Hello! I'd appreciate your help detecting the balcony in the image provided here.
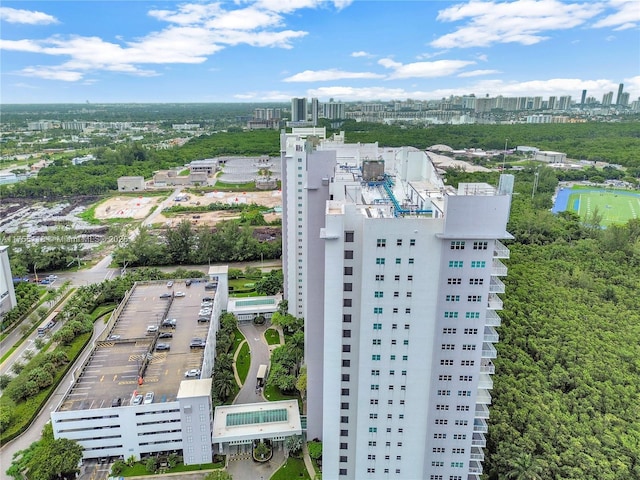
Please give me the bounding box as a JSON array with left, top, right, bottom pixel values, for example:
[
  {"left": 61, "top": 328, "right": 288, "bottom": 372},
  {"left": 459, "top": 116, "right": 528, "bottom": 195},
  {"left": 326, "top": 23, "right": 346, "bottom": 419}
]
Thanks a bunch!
[
  {"left": 487, "top": 294, "right": 503, "bottom": 310},
  {"left": 474, "top": 403, "right": 490, "bottom": 419},
  {"left": 479, "top": 359, "right": 495, "bottom": 375},
  {"left": 478, "top": 374, "right": 494, "bottom": 390},
  {"left": 470, "top": 447, "right": 485, "bottom": 461},
  {"left": 474, "top": 418, "right": 488, "bottom": 433},
  {"left": 471, "top": 432, "right": 486, "bottom": 447},
  {"left": 469, "top": 460, "right": 484, "bottom": 474},
  {"left": 485, "top": 310, "right": 502, "bottom": 327},
  {"left": 484, "top": 326, "right": 499, "bottom": 343},
  {"left": 489, "top": 277, "right": 505, "bottom": 294},
  {"left": 476, "top": 389, "right": 492, "bottom": 404},
  {"left": 493, "top": 240, "right": 510, "bottom": 259},
  {"left": 491, "top": 259, "right": 508, "bottom": 276},
  {"left": 468, "top": 474, "right": 481, "bottom": 480},
  {"left": 482, "top": 343, "right": 497, "bottom": 359}
]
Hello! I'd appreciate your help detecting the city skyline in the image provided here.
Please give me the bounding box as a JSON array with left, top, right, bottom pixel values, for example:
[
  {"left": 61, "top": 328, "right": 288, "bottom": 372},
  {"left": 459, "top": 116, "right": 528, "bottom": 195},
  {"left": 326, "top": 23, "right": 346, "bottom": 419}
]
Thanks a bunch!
[{"left": 1, "top": 0, "right": 639, "bottom": 104}]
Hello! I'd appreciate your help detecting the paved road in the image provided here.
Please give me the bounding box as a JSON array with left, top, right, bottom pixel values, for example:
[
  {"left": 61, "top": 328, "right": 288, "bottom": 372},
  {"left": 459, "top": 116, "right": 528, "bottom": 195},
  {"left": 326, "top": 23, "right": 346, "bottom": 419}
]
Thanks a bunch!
[
  {"left": 0, "top": 318, "right": 110, "bottom": 480},
  {"left": 235, "top": 322, "right": 271, "bottom": 405}
]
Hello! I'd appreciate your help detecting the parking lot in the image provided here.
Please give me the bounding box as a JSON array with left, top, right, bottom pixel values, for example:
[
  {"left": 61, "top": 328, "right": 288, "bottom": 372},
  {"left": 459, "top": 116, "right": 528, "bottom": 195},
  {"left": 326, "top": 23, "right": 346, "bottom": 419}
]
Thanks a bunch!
[{"left": 58, "top": 281, "right": 215, "bottom": 411}]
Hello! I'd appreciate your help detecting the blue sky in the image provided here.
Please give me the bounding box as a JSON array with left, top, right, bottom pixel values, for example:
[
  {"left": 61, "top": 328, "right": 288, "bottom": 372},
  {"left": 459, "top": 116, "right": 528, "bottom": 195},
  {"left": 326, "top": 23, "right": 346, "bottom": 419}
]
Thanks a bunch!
[{"left": 1, "top": 0, "right": 639, "bottom": 104}]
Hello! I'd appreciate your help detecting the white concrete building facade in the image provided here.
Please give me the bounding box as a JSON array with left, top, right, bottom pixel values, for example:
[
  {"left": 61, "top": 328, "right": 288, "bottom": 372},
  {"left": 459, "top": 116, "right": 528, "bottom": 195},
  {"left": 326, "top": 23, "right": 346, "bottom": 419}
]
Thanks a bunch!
[{"left": 281, "top": 131, "right": 513, "bottom": 480}]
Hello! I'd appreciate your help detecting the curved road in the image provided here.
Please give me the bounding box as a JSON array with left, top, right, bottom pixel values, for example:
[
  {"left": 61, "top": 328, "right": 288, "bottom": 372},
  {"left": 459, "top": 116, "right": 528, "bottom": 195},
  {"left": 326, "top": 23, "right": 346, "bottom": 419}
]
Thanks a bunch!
[{"left": 234, "top": 322, "right": 272, "bottom": 405}]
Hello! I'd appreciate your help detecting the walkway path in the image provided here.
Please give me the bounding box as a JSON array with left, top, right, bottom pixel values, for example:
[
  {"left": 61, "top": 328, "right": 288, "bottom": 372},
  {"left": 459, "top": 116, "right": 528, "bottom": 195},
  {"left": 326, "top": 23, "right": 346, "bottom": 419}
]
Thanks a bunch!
[{"left": 234, "top": 322, "right": 270, "bottom": 405}]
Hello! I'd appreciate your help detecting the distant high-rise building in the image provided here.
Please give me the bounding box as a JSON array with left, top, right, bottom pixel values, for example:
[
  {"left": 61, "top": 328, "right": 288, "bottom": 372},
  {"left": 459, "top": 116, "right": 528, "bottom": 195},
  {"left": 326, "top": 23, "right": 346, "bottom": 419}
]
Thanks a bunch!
[
  {"left": 547, "top": 96, "right": 557, "bottom": 110},
  {"left": 619, "top": 92, "right": 630, "bottom": 107},
  {"left": 323, "top": 98, "right": 345, "bottom": 120},
  {"left": 281, "top": 130, "right": 513, "bottom": 480},
  {"left": 558, "top": 96, "right": 572, "bottom": 110},
  {"left": 311, "top": 98, "right": 320, "bottom": 126},
  {"left": 291, "top": 97, "right": 307, "bottom": 122},
  {"left": 581, "top": 90, "right": 587, "bottom": 107},
  {"left": 602, "top": 92, "right": 614, "bottom": 106},
  {"left": 616, "top": 83, "right": 624, "bottom": 105}
]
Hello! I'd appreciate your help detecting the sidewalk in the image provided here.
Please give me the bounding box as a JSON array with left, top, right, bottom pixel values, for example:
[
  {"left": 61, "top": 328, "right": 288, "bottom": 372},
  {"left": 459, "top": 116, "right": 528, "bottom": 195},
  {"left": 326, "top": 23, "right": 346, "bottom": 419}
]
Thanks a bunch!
[{"left": 302, "top": 441, "right": 317, "bottom": 480}]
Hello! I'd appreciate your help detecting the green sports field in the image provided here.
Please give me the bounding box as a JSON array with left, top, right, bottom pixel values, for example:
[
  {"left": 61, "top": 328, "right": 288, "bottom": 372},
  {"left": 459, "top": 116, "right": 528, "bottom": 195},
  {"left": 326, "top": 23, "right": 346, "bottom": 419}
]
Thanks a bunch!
[{"left": 566, "top": 189, "right": 640, "bottom": 227}]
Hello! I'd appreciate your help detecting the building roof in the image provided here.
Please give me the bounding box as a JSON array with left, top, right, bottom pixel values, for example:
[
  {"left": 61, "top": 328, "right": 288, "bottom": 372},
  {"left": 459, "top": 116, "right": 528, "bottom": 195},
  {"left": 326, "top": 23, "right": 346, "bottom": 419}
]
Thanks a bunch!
[
  {"left": 212, "top": 400, "right": 301, "bottom": 442},
  {"left": 177, "top": 378, "right": 212, "bottom": 399}
]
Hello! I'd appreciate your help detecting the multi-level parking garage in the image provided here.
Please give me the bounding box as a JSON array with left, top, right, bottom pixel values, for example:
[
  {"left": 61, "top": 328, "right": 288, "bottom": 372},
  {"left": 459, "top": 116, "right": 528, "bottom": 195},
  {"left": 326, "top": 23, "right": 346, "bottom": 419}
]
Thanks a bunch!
[{"left": 51, "top": 270, "right": 229, "bottom": 465}]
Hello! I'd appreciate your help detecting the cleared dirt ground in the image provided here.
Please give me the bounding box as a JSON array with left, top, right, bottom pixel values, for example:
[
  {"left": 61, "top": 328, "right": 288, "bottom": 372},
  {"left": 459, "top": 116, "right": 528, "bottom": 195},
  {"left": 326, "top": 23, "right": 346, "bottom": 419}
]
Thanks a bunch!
[{"left": 94, "top": 195, "right": 163, "bottom": 220}]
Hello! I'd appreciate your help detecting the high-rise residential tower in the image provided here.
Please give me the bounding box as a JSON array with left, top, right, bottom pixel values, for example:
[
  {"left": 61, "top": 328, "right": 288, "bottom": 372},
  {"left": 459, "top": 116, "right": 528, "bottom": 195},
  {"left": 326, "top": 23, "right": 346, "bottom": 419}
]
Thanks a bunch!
[
  {"left": 616, "top": 83, "right": 624, "bottom": 105},
  {"left": 281, "top": 127, "right": 513, "bottom": 480},
  {"left": 291, "top": 97, "right": 308, "bottom": 123}
]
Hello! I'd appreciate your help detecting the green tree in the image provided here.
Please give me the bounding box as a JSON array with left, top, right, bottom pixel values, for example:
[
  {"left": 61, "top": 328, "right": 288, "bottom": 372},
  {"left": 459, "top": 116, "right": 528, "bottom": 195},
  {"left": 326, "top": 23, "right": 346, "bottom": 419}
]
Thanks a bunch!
[{"left": 203, "top": 470, "right": 233, "bottom": 480}]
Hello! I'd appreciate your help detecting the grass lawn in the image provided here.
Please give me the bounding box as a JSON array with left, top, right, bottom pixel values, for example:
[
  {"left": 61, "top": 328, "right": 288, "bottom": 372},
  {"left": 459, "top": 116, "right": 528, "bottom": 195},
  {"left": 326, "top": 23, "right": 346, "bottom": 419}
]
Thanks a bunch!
[
  {"left": 264, "top": 383, "right": 299, "bottom": 403},
  {"left": 117, "top": 460, "right": 224, "bottom": 477},
  {"left": 271, "top": 457, "right": 310, "bottom": 480},
  {"left": 232, "top": 327, "right": 245, "bottom": 352},
  {"left": 265, "top": 328, "right": 280, "bottom": 345},
  {"left": 235, "top": 341, "right": 251, "bottom": 385},
  {"left": 567, "top": 188, "right": 640, "bottom": 227}
]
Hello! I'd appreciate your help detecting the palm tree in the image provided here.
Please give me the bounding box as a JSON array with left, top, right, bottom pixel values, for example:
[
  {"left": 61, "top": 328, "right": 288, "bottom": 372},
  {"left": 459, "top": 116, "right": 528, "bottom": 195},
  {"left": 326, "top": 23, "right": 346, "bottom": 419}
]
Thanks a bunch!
[{"left": 505, "top": 452, "right": 547, "bottom": 480}]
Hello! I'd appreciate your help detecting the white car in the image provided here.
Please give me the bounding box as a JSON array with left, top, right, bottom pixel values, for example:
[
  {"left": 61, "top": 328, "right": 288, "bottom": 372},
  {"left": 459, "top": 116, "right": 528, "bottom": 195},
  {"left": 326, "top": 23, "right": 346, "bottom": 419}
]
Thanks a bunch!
[
  {"left": 143, "top": 392, "right": 154, "bottom": 404},
  {"left": 167, "top": 281, "right": 174, "bottom": 288},
  {"left": 146, "top": 325, "right": 159, "bottom": 333},
  {"left": 174, "top": 291, "right": 185, "bottom": 297},
  {"left": 132, "top": 394, "right": 144, "bottom": 405},
  {"left": 184, "top": 369, "right": 201, "bottom": 378}
]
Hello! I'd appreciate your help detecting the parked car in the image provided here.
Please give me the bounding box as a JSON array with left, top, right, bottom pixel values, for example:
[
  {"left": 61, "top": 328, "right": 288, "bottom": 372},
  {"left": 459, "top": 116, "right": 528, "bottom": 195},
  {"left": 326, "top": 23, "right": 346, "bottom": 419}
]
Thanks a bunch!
[
  {"left": 190, "top": 338, "right": 206, "bottom": 349},
  {"left": 200, "top": 301, "right": 213, "bottom": 307},
  {"left": 167, "top": 281, "right": 174, "bottom": 288},
  {"left": 204, "top": 283, "right": 217, "bottom": 290},
  {"left": 159, "top": 332, "right": 173, "bottom": 339},
  {"left": 159, "top": 293, "right": 172, "bottom": 299},
  {"left": 146, "top": 325, "right": 159, "bottom": 333},
  {"left": 108, "top": 334, "right": 121, "bottom": 341},
  {"left": 197, "top": 317, "right": 210, "bottom": 323},
  {"left": 161, "top": 318, "right": 177, "bottom": 328},
  {"left": 174, "top": 291, "right": 186, "bottom": 297},
  {"left": 202, "top": 296, "right": 214, "bottom": 302},
  {"left": 111, "top": 397, "right": 122, "bottom": 407},
  {"left": 144, "top": 392, "right": 155, "bottom": 404},
  {"left": 184, "top": 369, "right": 201, "bottom": 378},
  {"left": 132, "top": 394, "right": 144, "bottom": 405},
  {"left": 155, "top": 343, "right": 171, "bottom": 351},
  {"left": 185, "top": 279, "right": 192, "bottom": 286}
]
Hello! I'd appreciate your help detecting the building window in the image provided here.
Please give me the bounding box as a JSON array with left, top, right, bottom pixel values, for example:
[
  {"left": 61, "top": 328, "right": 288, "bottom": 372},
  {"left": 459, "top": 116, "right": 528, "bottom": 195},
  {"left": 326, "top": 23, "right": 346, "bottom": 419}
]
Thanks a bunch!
[
  {"left": 462, "top": 344, "right": 477, "bottom": 350},
  {"left": 448, "top": 278, "right": 462, "bottom": 285},
  {"left": 459, "top": 375, "right": 473, "bottom": 381},
  {"left": 341, "top": 402, "right": 349, "bottom": 409},
  {"left": 404, "top": 324, "right": 410, "bottom": 329},
  {"left": 343, "top": 299, "right": 352, "bottom": 307},
  {"left": 370, "top": 399, "right": 378, "bottom": 405},
  {"left": 461, "top": 360, "right": 475, "bottom": 366},
  {"left": 406, "top": 292, "right": 412, "bottom": 298},
  {"left": 471, "top": 261, "right": 486, "bottom": 268},
  {"left": 373, "top": 323, "right": 382, "bottom": 330},
  {"left": 469, "top": 278, "right": 484, "bottom": 285},
  {"left": 457, "top": 390, "right": 472, "bottom": 397},
  {"left": 437, "top": 390, "right": 451, "bottom": 396},
  {"left": 393, "top": 308, "right": 398, "bottom": 313},
  {"left": 446, "top": 295, "right": 460, "bottom": 302},
  {"left": 345, "top": 231, "right": 354, "bottom": 242},
  {"left": 372, "top": 354, "right": 381, "bottom": 360},
  {"left": 339, "top": 468, "right": 347, "bottom": 475},
  {"left": 395, "top": 258, "right": 402, "bottom": 264},
  {"left": 436, "top": 404, "right": 449, "bottom": 410},
  {"left": 376, "top": 257, "right": 385, "bottom": 265},
  {"left": 467, "top": 295, "right": 482, "bottom": 302},
  {"left": 451, "top": 462, "right": 464, "bottom": 468},
  {"left": 443, "top": 328, "right": 457, "bottom": 334},
  {"left": 455, "top": 420, "right": 469, "bottom": 426},
  {"left": 341, "top": 388, "right": 349, "bottom": 395},
  {"left": 344, "top": 267, "right": 353, "bottom": 275},
  {"left": 372, "top": 339, "right": 381, "bottom": 345},
  {"left": 374, "top": 291, "right": 384, "bottom": 298},
  {"left": 374, "top": 307, "right": 383, "bottom": 314},
  {"left": 456, "top": 405, "right": 470, "bottom": 411},
  {"left": 370, "top": 413, "right": 378, "bottom": 419},
  {"left": 435, "top": 419, "right": 448, "bottom": 425},
  {"left": 390, "top": 355, "right": 396, "bottom": 360},
  {"left": 439, "top": 375, "right": 452, "bottom": 381},
  {"left": 369, "top": 427, "right": 377, "bottom": 433},
  {"left": 395, "top": 274, "right": 401, "bottom": 281},
  {"left": 342, "top": 345, "right": 351, "bottom": 352},
  {"left": 444, "top": 311, "right": 459, "bottom": 318},
  {"left": 368, "top": 441, "right": 377, "bottom": 446},
  {"left": 375, "top": 274, "right": 385, "bottom": 281},
  {"left": 343, "top": 314, "right": 352, "bottom": 323},
  {"left": 397, "top": 239, "right": 403, "bottom": 246},
  {"left": 473, "top": 241, "right": 488, "bottom": 250},
  {"left": 434, "top": 433, "right": 447, "bottom": 439},
  {"left": 394, "top": 291, "right": 400, "bottom": 297},
  {"left": 342, "top": 359, "right": 351, "bottom": 367},
  {"left": 344, "top": 250, "right": 354, "bottom": 259},
  {"left": 408, "top": 258, "right": 415, "bottom": 264},
  {"left": 433, "top": 447, "right": 446, "bottom": 453},
  {"left": 343, "top": 329, "right": 351, "bottom": 338},
  {"left": 450, "top": 241, "right": 466, "bottom": 250},
  {"left": 377, "top": 239, "right": 386, "bottom": 247},
  {"left": 441, "top": 359, "right": 454, "bottom": 365},
  {"left": 407, "top": 275, "right": 413, "bottom": 281},
  {"left": 464, "top": 328, "right": 478, "bottom": 335},
  {"left": 465, "top": 312, "right": 480, "bottom": 319},
  {"left": 405, "top": 308, "right": 411, "bottom": 314},
  {"left": 403, "top": 339, "right": 409, "bottom": 345},
  {"left": 371, "top": 369, "right": 380, "bottom": 376},
  {"left": 441, "top": 344, "right": 455, "bottom": 350},
  {"left": 344, "top": 283, "right": 353, "bottom": 292},
  {"left": 449, "top": 260, "right": 464, "bottom": 268},
  {"left": 410, "top": 239, "right": 416, "bottom": 246}
]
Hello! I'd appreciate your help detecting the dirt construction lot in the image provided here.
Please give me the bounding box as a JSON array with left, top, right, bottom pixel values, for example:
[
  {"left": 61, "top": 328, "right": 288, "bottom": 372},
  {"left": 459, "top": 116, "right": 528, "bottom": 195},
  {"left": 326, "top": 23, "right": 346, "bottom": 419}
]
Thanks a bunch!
[{"left": 94, "top": 190, "right": 282, "bottom": 227}]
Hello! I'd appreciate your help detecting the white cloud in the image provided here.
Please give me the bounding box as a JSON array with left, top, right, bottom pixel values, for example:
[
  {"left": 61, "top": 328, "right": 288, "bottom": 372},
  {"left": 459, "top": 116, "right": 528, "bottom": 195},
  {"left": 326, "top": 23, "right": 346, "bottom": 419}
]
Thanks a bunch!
[
  {"left": 351, "top": 51, "right": 374, "bottom": 58},
  {"left": 379, "top": 58, "right": 475, "bottom": 79},
  {"left": 592, "top": 0, "right": 640, "bottom": 29},
  {"left": 458, "top": 69, "right": 501, "bottom": 77},
  {"left": 0, "top": 7, "right": 58, "bottom": 25},
  {"left": 307, "top": 86, "right": 421, "bottom": 101},
  {"left": 4, "top": 1, "right": 343, "bottom": 82},
  {"left": 19, "top": 66, "right": 84, "bottom": 82},
  {"left": 432, "top": 0, "right": 604, "bottom": 48},
  {"left": 283, "top": 69, "right": 385, "bottom": 82}
]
